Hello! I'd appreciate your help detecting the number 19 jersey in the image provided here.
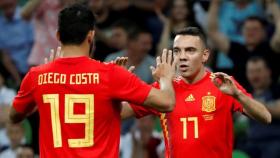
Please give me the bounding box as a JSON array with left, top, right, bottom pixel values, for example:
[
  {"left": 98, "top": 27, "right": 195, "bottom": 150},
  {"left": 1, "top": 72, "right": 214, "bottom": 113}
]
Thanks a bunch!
[{"left": 13, "top": 56, "right": 152, "bottom": 158}]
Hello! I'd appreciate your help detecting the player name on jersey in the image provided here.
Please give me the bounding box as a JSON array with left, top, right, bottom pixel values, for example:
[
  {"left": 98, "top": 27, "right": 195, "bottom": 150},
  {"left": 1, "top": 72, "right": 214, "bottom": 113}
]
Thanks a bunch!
[{"left": 38, "top": 72, "right": 99, "bottom": 85}]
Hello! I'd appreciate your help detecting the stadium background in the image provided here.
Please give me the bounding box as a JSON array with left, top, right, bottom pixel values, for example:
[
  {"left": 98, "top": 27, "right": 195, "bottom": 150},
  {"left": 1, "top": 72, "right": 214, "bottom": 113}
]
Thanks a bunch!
[{"left": 0, "top": 0, "right": 280, "bottom": 158}]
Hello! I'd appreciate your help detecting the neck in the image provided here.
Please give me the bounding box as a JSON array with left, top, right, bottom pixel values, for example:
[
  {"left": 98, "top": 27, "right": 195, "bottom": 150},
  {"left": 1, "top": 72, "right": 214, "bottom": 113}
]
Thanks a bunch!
[
  {"left": 61, "top": 43, "right": 89, "bottom": 58},
  {"left": 182, "top": 67, "right": 207, "bottom": 84}
]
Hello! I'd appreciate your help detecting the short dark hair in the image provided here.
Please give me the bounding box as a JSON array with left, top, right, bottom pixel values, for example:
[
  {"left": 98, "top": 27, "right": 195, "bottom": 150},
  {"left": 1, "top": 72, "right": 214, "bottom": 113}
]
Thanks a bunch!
[
  {"left": 111, "top": 19, "right": 134, "bottom": 32},
  {"left": 58, "top": 4, "right": 95, "bottom": 45},
  {"left": 127, "top": 27, "right": 151, "bottom": 41},
  {"left": 247, "top": 56, "right": 270, "bottom": 69},
  {"left": 243, "top": 16, "right": 267, "bottom": 28},
  {"left": 175, "top": 27, "right": 207, "bottom": 47}
]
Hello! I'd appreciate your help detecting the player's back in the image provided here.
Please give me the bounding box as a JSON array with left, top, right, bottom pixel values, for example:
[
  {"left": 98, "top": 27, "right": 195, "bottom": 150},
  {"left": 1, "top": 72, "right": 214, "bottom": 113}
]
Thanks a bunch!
[{"left": 30, "top": 56, "right": 126, "bottom": 158}]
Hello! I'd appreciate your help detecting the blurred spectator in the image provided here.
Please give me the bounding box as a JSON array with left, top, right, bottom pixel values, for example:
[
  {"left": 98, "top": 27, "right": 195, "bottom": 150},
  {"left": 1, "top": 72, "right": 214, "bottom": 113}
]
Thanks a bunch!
[
  {"left": 244, "top": 56, "right": 280, "bottom": 158},
  {"left": 107, "top": 0, "right": 159, "bottom": 26},
  {"left": 0, "top": 0, "right": 33, "bottom": 77},
  {"left": 208, "top": 0, "right": 265, "bottom": 69},
  {"left": 0, "top": 73, "right": 16, "bottom": 106},
  {"left": 0, "top": 50, "right": 22, "bottom": 86},
  {"left": 105, "top": 27, "right": 155, "bottom": 84},
  {"left": 89, "top": 0, "right": 157, "bottom": 60},
  {"left": 16, "top": 145, "right": 34, "bottom": 158},
  {"left": 219, "top": 0, "right": 264, "bottom": 43},
  {"left": 105, "top": 27, "right": 155, "bottom": 135},
  {"left": 0, "top": 73, "right": 16, "bottom": 149},
  {"left": 120, "top": 115, "right": 164, "bottom": 158},
  {"left": 156, "top": 0, "right": 199, "bottom": 56},
  {"left": 21, "top": 0, "right": 82, "bottom": 66},
  {"left": 0, "top": 123, "right": 25, "bottom": 158},
  {"left": 108, "top": 20, "right": 131, "bottom": 51},
  {"left": 207, "top": 0, "right": 280, "bottom": 88},
  {"left": 88, "top": 0, "right": 119, "bottom": 61},
  {"left": 0, "top": 104, "right": 10, "bottom": 150}
]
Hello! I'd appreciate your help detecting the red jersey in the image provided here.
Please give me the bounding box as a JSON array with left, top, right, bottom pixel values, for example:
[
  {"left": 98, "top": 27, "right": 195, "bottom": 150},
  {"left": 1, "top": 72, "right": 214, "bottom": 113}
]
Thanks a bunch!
[
  {"left": 13, "top": 56, "right": 152, "bottom": 158},
  {"left": 131, "top": 71, "right": 251, "bottom": 158}
]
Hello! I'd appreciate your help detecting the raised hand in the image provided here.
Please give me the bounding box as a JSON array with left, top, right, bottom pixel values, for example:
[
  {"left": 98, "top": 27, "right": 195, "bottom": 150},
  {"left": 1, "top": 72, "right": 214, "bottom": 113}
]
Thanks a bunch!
[
  {"left": 150, "top": 49, "right": 179, "bottom": 81},
  {"left": 211, "top": 72, "right": 240, "bottom": 96},
  {"left": 44, "top": 46, "right": 63, "bottom": 64},
  {"left": 155, "top": 7, "right": 169, "bottom": 24},
  {"left": 114, "top": 57, "right": 135, "bottom": 72}
]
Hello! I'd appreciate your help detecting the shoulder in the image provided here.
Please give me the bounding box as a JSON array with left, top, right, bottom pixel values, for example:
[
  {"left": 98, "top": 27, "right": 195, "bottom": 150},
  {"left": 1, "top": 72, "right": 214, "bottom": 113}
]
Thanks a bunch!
[{"left": 29, "top": 63, "right": 51, "bottom": 74}]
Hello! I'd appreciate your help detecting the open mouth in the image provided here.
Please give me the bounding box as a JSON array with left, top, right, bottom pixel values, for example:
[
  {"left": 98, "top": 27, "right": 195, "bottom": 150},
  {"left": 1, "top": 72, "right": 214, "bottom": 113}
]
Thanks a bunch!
[{"left": 179, "top": 65, "right": 189, "bottom": 71}]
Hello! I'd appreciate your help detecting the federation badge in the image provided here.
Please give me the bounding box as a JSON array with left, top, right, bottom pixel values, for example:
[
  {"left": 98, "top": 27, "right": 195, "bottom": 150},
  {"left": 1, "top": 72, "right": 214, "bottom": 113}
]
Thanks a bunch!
[{"left": 202, "top": 93, "right": 216, "bottom": 113}]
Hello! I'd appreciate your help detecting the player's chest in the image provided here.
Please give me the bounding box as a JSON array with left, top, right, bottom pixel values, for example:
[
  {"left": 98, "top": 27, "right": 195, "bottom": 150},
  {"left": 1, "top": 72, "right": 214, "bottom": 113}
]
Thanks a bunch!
[{"left": 172, "top": 87, "right": 225, "bottom": 117}]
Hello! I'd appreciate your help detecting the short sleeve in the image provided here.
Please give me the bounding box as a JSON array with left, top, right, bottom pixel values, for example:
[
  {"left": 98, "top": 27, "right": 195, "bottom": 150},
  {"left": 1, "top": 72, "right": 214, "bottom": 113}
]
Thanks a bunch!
[
  {"left": 231, "top": 78, "right": 252, "bottom": 112},
  {"left": 13, "top": 69, "right": 36, "bottom": 113},
  {"left": 130, "top": 103, "right": 160, "bottom": 118},
  {"left": 130, "top": 82, "right": 160, "bottom": 118},
  {"left": 109, "top": 64, "right": 152, "bottom": 105}
]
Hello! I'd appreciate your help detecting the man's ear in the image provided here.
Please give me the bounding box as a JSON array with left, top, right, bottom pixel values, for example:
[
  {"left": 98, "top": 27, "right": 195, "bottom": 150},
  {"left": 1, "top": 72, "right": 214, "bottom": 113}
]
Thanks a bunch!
[
  {"left": 202, "top": 49, "right": 210, "bottom": 64},
  {"left": 87, "top": 30, "right": 95, "bottom": 43},
  {"left": 56, "top": 31, "right": 60, "bottom": 42}
]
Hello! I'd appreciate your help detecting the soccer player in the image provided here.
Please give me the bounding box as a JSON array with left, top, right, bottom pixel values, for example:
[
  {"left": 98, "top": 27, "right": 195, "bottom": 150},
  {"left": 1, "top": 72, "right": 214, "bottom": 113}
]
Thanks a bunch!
[
  {"left": 9, "top": 4, "right": 178, "bottom": 158},
  {"left": 121, "top": 27, "right": 272, "bottom": 158}
]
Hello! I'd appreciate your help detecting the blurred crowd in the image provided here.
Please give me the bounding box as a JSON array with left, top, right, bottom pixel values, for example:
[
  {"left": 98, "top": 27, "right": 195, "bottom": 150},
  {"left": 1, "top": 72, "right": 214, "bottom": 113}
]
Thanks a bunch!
[{"left": 0, "top": 0, "right": 280, "bottom": 158}]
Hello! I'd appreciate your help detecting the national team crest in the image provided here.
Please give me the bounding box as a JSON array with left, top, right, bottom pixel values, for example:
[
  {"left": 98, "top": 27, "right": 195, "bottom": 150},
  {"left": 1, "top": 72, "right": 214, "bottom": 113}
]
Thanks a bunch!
[{"left": 201, "top": 93, "right": 216, "bottom": 113}]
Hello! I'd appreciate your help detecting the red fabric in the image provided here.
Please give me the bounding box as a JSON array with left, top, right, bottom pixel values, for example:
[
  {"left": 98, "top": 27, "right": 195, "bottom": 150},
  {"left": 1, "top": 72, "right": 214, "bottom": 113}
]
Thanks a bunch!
[
  {"left": 13, "top": 56, "right": 152, "bottom": 158},
  {"left": 131, "top": 71, "right": 251, "bottom": 158}
]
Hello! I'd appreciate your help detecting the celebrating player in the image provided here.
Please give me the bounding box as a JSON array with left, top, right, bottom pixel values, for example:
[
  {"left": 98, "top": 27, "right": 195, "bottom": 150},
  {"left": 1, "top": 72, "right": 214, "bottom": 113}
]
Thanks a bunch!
[
  {"left": 9, "top": 4, "right": 178, "bottom": 158},
  {"left": 121, "top": 27, "right": 271, "bottom": 158}
]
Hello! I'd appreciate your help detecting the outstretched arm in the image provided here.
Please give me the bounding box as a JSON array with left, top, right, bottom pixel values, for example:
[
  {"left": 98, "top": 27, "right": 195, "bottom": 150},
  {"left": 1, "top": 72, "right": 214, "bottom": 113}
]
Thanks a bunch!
[
  {"left": 268, "top": 0, "right": 280, "bottom": 53},
  {"left": 1, "top": 51, "right": 21, "bottom": 86},
  {"left": 21, "top": 0, "right": 41, "bottom": 20},
  {"left": 212, "top": 72, "right": 272, "bottom": 124},
  {"left": 142, "top": 49, "right": 178, "bottom": 112},
  {"left": 207, "top": 0, "right": 230, "bottom": 53}
]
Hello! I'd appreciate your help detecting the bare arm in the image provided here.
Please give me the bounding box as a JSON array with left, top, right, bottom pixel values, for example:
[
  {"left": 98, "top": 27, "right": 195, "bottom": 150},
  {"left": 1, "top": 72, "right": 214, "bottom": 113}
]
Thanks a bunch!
[
  {"left": 1, "top": 51, "right": 21, "bottom": 85},
  {"left": 212, "top": 72, "right": 271, "bottom": 124},
  {"left": 21, "top": 0, "right": 41, "bottom": 21},
  {"left": 118, "top": 50, "right": 178, "bottom": 118},
  {"left": 9, "top": 106, "right": 37, "bottom": 123},
  {"left": 207, "top": 0, "right": 230, "bottom": 53},
  {"left": 120, "top": 102, "right": 136, "bottom": 119},
  {"left": 268, "top": 0, "right": 280, "bottom": 53},
  {"left": 156, "top": 10, "right": 171, "bottom": 57},
  {"left": 265, "top": 100, "right": 280, "bottom": 119},
  {"left": 235, "top": 90, "right": 272, "bottom": 124},
  {"left": 9, "top": 106, "right": 27, "bottom": 123},
  {"left": 142, "top": 49, "right": 178, "bottom": 112}
]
